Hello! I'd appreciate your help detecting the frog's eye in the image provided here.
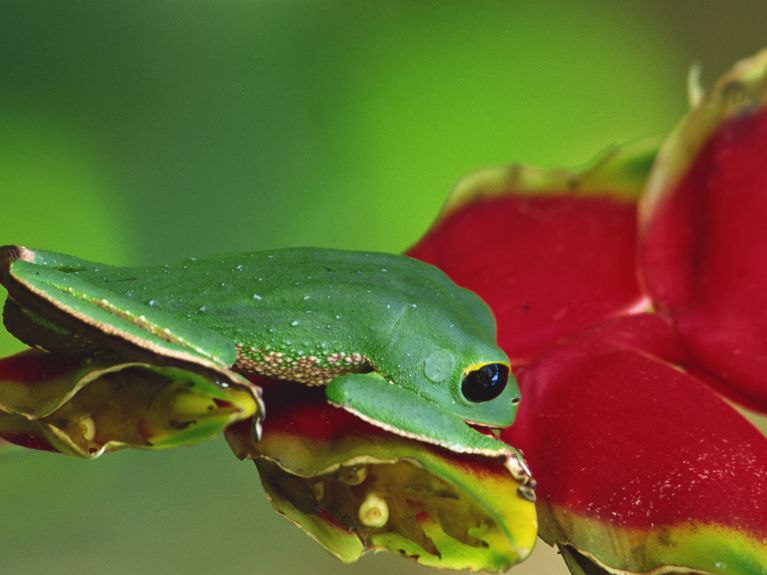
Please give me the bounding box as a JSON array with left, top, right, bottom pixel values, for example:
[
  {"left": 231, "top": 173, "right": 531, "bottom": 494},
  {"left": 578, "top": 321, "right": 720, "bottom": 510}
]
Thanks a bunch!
[{"left": 461, "top": 364, "right": 509, "bottom": 403}]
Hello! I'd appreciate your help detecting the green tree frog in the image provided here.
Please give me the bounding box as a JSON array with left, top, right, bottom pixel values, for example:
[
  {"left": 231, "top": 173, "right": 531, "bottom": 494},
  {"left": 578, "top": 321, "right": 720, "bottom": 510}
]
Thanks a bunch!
[{"left": 0, "top": 245, "right": 520, "bottom": 456}]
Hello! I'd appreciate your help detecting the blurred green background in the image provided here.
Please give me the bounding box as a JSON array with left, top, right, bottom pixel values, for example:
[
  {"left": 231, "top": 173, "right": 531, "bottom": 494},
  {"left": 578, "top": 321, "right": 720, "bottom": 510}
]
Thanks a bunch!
[{"left": 0, "top": 1, "right": 765, "bottom": 573}]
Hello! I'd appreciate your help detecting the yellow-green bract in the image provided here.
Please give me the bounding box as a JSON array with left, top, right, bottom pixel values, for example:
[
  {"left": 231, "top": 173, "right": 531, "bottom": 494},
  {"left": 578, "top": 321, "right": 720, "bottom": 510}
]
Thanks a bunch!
[{"left": 0, "top": 245, "right": 520, "bottom": 457}]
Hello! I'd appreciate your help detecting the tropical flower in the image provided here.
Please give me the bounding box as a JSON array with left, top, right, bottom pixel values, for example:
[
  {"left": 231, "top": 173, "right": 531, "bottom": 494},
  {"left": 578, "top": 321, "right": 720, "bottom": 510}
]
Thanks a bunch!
[
  {"left": 408, "top": 49, "right": 767, "bottom": 574},
  {"left": 1, "top": 48, "right": 767, "bottom": 575}
]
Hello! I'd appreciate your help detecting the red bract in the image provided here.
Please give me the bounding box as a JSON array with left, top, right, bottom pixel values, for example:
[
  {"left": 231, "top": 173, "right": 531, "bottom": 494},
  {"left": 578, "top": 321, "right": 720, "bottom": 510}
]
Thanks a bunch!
[
  {"left": 410, "top": 50, "right": 767, "bottom": 575},
  {"left": 641, "top": 50, "right": 767, "bottom": 413},
  {"left": 410, "top": 144, "right": 654, "bottom": 365}
]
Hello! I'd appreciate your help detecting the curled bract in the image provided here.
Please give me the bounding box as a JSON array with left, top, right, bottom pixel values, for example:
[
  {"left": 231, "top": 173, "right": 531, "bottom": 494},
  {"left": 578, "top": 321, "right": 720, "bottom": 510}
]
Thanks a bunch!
[
  {"left": 225, "top": 379, "right": 537, "bottom": 572},
  {"left": 0, "top": 350, "right": 257, "bottom": 457}
]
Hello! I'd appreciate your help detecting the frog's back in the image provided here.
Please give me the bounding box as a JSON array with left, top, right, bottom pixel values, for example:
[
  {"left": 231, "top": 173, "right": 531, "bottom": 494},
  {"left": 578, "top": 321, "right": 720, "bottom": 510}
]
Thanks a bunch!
[{"left": 64, "top": 248, "right": 496, "bottom": 384}]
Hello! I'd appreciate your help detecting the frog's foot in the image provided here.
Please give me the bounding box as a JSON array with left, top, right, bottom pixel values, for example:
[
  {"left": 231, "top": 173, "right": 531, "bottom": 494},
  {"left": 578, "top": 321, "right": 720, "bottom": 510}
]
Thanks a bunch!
[{"left": 325, "top": 372, "right": 513, "bottom": 459}]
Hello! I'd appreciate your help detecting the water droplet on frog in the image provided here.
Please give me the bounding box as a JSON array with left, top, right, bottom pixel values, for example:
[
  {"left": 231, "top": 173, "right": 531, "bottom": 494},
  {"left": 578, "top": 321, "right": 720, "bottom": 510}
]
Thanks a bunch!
[
  {"left": 189, "top": 257, "right": 198, "bottom": 262},
  {"left": 386, "top": 304, "right": 392, "bottom": 309},
  {"left": 290, "top": 320, "right": 300, "bottom": 327},
  {"left": 253, "top": 294, "right": 263, "bottom": 301},
  {"left": 267, "top": 327, "right": 276, "bottom": 333},
  {"left": 257, "top": 277, "right": 263, "bottom": 282},
  {"left": 220, "top": 282, "right": 226, "bottom": 287},
  {"left": 267, "top": 255, "right": 274, "bottom": 260},
  {"left": 198, "top": 305, "right": 208, "bottom": 312},
  {"left": 235, "top": 264, "right": 246, "bottom": 272},
  {"left": 125, "top": 290, "right": 134, "bottom": 297},
  {"left": 182, "top": 265, "right": 189, "bottom": 270},
  {"left": 410, "top": 303, "right": 418, "bottom": 309},
  {"left": 303, "top": 295, "right": 311, "bottom": 300},
  {"left": 381, "top": 268, "right": 389, "bottom": 273},
  {"left": 147, "top": 299, "right": 159, "bottom": 307},
  {"left": 335, "top": 315, "right": 341, "bottom": 320}
]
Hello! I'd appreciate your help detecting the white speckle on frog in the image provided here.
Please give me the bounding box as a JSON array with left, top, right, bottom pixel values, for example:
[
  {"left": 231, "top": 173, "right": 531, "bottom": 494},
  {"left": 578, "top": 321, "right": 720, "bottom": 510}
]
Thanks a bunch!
[
  {"left": 410, "top": 303, "right": 418, "bottom": 309},
  {"left": 290, "top": 320, "right": 300, "bottom": 327},
  {"left": 219, "top": 282, "right": 226, "bottom": 287},
  {"left": 147, "top": 299, "right": 159, "bottom": 307},
  {"left": 335, "top": 314, "right": 341, "bottom": 320},
  {"left": 235, "top": 264, "right": 246, "bottom": 272},
  {"left": 303, "top": 295, "right": 311, "bottom": 300},
  {"left": 257, "top": 277, "right": 263, "bottom": 282},
  {"left": 198, "top": 305, "right": 208, "bottom": 312},
  {"left": 381, "top": 268, "right": 389, "bottom": 273},
  {"left": 252, "top": 294, "right": 262, "bottom": 301}
]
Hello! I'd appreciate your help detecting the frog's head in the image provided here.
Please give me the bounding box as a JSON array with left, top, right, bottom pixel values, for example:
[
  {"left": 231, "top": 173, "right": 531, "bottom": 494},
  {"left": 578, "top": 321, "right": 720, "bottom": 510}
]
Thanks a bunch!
[
  {"left": 388, "top": 278, "right": 521, "bottom": 431},
  {"left": 414, "top": 339, "right": 519, "bottom": 430}
]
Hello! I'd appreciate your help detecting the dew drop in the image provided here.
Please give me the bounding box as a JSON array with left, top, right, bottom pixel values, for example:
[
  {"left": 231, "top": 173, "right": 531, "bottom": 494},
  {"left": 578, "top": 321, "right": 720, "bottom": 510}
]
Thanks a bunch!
[
  {"left": 253, "top": 294, "right": 263, "bottom": 301},
  {"left": 303, "top": 295, "right": 311, "bottom": 301},
  {"left": 335, "top": 315, "right": 341, "bottom": 320},
  {"left": 386, "top": 304, "right": 392, "bottom": 310},
  {"left": 381, "top": 268, "right": 389, "bottom": 273},
  {"left": 220, "top": 282, "right": 226, "bottom": 287},
  {"left": 147, "top": 299, "right": 159, "bottom": 307},
  {"left": 235, "top": 264, "right": 246, "bottom": 272},
  {"left": 290, "top": 320, "right": 300, "bottom": 327},
  {"left": 410, "top": 303, "right": 418, "bottom": 309},
  {"left": 199, "top": 305, "right": 208, "bottom": 312},
  {"left": 267, "top": 255, "right": 274, "bottom": 260},
  {"left": 189, "top": 257, "right": 198, "bottom": 262},
  {"left": 257, "top": 277, "right": 263, "bottom": 282}
]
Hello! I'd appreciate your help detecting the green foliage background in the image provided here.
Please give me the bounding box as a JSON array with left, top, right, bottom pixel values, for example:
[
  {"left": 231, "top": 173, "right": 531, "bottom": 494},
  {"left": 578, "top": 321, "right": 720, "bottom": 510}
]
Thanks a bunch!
[{"left": 0, "top": 2, "right": 764, "bottom": 573}]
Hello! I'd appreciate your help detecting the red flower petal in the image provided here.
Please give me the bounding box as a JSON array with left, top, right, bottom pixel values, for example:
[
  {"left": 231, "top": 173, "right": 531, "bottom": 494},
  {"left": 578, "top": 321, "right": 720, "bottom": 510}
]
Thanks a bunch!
[
  {"left": 409, "top": 142, "right": 655, "bottom": 364},
  {"left": 641, "top": 49, "right": 767, "bottom": 412},
  {"left": 503, "top": 314, "right": 767, "bottom": 574}
]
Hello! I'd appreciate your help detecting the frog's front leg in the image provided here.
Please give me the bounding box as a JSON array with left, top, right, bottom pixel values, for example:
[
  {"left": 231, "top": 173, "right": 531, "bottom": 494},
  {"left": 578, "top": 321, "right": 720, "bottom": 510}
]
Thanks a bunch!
[{"left": 325, "top": 372, "right": 512, "bottom": 458}]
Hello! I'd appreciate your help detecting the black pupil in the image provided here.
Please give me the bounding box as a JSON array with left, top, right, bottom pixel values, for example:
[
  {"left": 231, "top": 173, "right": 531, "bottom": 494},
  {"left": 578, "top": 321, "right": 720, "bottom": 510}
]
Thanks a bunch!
[{"left": 461, "top": 364, "right": 509, "bottom": 403}]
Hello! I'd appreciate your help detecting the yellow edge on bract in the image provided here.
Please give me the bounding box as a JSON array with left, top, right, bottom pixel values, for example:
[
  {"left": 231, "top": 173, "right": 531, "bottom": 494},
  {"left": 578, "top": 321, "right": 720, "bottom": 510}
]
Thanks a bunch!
[
  {"left": 538, "top": 503, "right": 767, "bottom": 575},
  {"left": 248, "top": 430, "right": 537, "bottom": 571},
  {"left": 438, "top": 136, "right": 662, "bottom": 221},
  {"left": 640, "top": 48, "right": 767, "bottom": 231}
]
